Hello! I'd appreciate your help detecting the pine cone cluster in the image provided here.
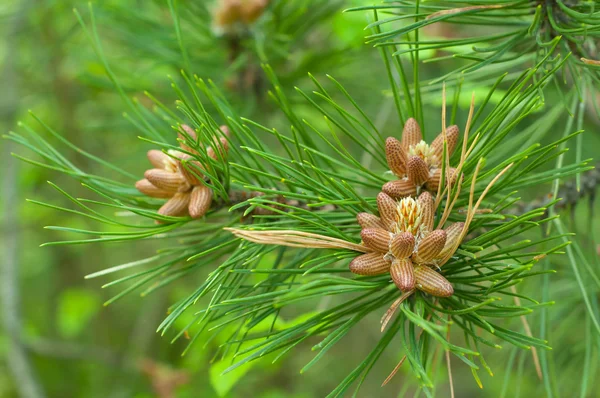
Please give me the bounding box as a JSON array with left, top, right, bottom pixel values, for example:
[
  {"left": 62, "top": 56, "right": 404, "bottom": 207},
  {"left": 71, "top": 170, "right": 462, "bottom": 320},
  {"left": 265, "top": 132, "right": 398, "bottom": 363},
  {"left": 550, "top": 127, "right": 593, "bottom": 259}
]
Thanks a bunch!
[
  {"left": 213, "top": 0, "right": 270, "bottom": 32},
  {"left": 349, "top": 191, "right": 463, "bottom": 297},
  {"left": 383, "top": 118, "right": 459, "bottom": 199},
  {"left": 135, "top": 125, "right": 229, "bottom": 219}
]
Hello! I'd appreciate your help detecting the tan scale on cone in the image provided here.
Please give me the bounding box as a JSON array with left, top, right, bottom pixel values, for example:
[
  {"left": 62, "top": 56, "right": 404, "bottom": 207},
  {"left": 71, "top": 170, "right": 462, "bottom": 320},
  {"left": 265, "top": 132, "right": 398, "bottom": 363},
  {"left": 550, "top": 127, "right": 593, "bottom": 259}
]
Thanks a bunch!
[{"left": 349, "top": 252, "right": 391, "bottom": 276}]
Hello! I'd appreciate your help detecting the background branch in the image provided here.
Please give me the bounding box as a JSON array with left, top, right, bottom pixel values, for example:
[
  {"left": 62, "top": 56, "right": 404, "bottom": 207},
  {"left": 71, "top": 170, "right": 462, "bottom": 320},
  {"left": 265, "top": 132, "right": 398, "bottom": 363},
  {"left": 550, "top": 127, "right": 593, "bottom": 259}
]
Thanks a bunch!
[{"left": 1, "top": 1, "right": 45, "bottom": 397}]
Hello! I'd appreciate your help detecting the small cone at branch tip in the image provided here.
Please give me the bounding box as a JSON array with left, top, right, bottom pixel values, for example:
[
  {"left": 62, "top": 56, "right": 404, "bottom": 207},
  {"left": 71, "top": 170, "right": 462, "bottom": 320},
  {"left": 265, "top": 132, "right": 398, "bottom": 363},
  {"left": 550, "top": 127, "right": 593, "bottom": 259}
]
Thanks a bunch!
[
  {"left": 177, "top": 155, "right": 205, "bottom": 186},
  {"left": 214, "top": 0, "right": 243, "bottom": 27},
  {"left": 361, "top": 228, "right": 392, "bottom": 253},
  {"left": 135, "top": 179, "right": 174, "bottom": 199},
  {"left": 401, "top": 118, "right": 422, "bottom": 150},
  {"left": 158, "top": 192, "right": 191, "bottom": 218},
  {"left": 241, "top": 0, "right": 270, "bottom": 23},
  {"left": 144, "top": 169, "right": 189, "bottom": 193},
  {"left": 390, "top": 258, "right": 415, "bottom": 292},
  {"left": 349, "top": 253, "right": 391, "bottom": 276},
  {"left": 357, "top": 213, "right": 386, "bottom": 230},
  {"left": 189, "top": 185, "right": 213, "bottom": 219},
  {"left": 382, "top": 179, "right": 417, "bottom": 199},
  {"left": 406, "top": 155, "right": 429, "bottom": 186},
  {"left": 430, "top": 125, "right": 460, "bottom": 162},
  {"left": 414, "top": 266, "right": 453, "bottom": 297},
  {"left": 147, "top": 150, "right": 170, "bottom": 169},
  {"left": 214, "top": 0, "right": 268, "bottom": 27},
  {"left": 438, "top": 222, "right": 465, "bottom": 259},
  {"left": 418, "top": 191, "right": 435, "bottom": 232},
  {"left": 415, "top": 230, "right": 447, "bottom": 262},
  {"left": 385, "top": 137, "right": 407, "bottom": 176},
  {"left": 376, "top": 192, "right": 397, "bottom": 229},
  {"left": 390, "top": 232, "right": 415, "bottom": 259}
]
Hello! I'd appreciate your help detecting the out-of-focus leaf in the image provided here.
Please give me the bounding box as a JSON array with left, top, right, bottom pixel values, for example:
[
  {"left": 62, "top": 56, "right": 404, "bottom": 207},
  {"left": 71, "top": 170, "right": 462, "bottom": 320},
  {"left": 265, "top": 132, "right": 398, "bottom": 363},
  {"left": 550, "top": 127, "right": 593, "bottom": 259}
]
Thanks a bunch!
[{"left": 56, "top": 288, "right": 101, "bottom": 338}]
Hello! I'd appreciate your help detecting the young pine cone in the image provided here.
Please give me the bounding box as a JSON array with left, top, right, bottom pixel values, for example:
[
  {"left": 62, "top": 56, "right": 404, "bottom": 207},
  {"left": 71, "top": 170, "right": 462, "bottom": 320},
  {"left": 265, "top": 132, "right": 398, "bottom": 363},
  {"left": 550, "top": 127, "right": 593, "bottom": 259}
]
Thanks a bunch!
[
  {"left": 383, "top": 118, "right": 459, "bottom": 199},
  {"left": 135, "top": 125, "right": 229, "bottom": 220},
  {"left": 213, "top": 0, "right": 270, "bottom": 32},
  {"left": 349, "top": 191, "right": 463, "bottom": 297}
]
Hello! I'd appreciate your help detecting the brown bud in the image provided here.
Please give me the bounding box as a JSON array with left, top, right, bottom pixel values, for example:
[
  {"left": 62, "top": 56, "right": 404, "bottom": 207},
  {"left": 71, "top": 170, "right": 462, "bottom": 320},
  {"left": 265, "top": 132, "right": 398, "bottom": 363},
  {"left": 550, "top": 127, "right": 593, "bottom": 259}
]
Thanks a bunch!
[
  {"left": 214, "top": 0, "right": 243, "bottom": 27},
  {"left": 179, "top": 125, "right": 198, "bottom": 153},
  {"left": 401, "top": 118, "right": 422, "bottom": 150},
  {"left": 376, "top": 192, "right": 397, "bottom": 230},
  {"left": 427, "top": 167, "right": 458, "bottom": 192},
  {"left": 180, "top": 124, "right": 197, "bottom": 141},
  {"left": 349, "top": 253, "right": 391, "bottom": 276},
  {"left": 385, "top": 137, "right": 407, "bottom": 176},
  {"left": 390, "top": 258, "right": 415, "bottom": 292},
  {"left": 361, "top": 228, "right": 391, "bottom": 253},
  {"left": 158, "top": 192, "right": 191, "bottom": 217},
  {"left": 414, "top": 266, "right": 453, "bottom": 297},
  {"left": 415, "top": 230, "right": 447, "bottom": 262},
  {"left": 219, "top": 125, "right": 231, "bottom": 137},
  {"left": 241, "top": 0, "right": 269, "bottom": 24},
  {"left": 426, "top": 168, "right": 442, "bottom": 192},
  {"left": 177, "top": 155, "right": 205, "bottom": 186},
  {"left": 430, "top": 125, "right": 459, "bottom": 163},
  {"left": 357, "top": 213, "right": 386, "bottom": 230},
  {"left": 189, "top": 185, "right": 213, "bottom": 219},
  {"left": 418, "top": 191, "right": 434, "bottom": 232},
  {"left": 406, "top": 155, "right": 430, "bottom": 186},
  {"left": 207, "top": 137, "right": 229, "bottom": 160},
  {"left": 147, "top": 150, "right": 170, "bottom": 169},
  {"left": 145, "top": 169, "right": 190, "bottom": 193},
  {"left": 438, "top": 222, "right": 465, "bottom": 260},
  {"left": 390, "top": 232, "right": 415, "bottom": 259},
  {"left": 135, "top": 179, "right": 174, "bottom": 199},
  {"left": 382, "top": 179, "right": 417, "bottom": 199}
]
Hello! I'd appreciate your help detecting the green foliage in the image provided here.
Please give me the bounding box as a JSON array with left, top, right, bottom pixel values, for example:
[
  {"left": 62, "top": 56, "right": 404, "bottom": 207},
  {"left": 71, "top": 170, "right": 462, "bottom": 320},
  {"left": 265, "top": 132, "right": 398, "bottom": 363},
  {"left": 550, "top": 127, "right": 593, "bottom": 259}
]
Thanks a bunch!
[
  {"left": 5, "top": 0, "right": 600, "bottom": 397},
  {"left": 56, "top": 288, "right": 102, "bottom": 338}
]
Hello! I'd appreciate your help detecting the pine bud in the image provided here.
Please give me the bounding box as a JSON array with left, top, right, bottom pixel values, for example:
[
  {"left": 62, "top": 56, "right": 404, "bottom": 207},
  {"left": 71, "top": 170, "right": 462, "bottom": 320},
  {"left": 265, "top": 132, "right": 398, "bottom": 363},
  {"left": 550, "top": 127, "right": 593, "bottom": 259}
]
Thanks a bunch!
[
  {"left": 158, "top": 193, "right": 191, "bottom": 217},
  {"left": 145, "top": 169, "right": 189, "bottom": 193},
  {"left": 357, "top": 212, "right": 386, "bottom": 230},
  {"left": 414, "top": 265, "right": 453, "bottom": 297},
  {"left": 390, "top": 258, "right": 416, "bottom": 292},
  {"left": 415, "top": 230, "right": 447, "bottom": 262},
  {"left": 407, "top": 155, "right": 430, "bottom": 186},
  {"left": 385, "top": 137, "right": 407, "bottom": 176},
  {"left": 430, "top": 125, "right": 459, "bottom": 162},
  {"left": 390, "top": 232, "right": 415, "bottom": 259},
  {"left": 382, "top": 179, "right": 417, "bottom": 199},
  {"left": 349, "top": 253, "right": 391, "bottom": 276},
  {"left": 361, "top": 228, "right": 392, "bottom": 252},
  {"left": 401, "top": 117, "right": 422, "bottom": 150},
  {"left": 189, "top": 185, "right": 213, "bottom": 219}
]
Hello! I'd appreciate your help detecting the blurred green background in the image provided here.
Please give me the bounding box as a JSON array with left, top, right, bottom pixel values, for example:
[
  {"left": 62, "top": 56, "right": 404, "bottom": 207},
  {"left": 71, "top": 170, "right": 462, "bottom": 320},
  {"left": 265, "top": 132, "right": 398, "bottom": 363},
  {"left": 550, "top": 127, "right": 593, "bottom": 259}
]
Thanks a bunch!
[{"left": 2, "top": 0, "right": 600, "bottom": 397}]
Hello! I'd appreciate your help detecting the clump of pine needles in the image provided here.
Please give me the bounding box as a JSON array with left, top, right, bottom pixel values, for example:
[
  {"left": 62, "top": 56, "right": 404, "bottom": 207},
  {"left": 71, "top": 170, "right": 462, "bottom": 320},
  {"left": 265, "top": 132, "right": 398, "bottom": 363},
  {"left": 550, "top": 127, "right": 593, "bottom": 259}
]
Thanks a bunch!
[{"left": 5, "top": 2, "right": 599, "bottom": 397}]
